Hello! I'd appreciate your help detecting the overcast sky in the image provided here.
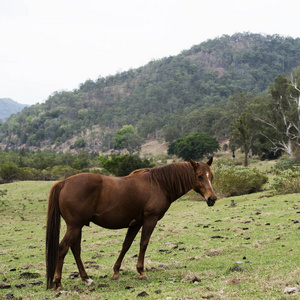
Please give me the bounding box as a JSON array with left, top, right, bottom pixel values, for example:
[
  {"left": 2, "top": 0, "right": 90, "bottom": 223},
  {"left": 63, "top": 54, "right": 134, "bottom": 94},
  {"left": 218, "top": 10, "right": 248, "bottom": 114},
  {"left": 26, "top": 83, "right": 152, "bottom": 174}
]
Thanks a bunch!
[{"left": 1, "top": 0, "right": 300, "bottom": 105}]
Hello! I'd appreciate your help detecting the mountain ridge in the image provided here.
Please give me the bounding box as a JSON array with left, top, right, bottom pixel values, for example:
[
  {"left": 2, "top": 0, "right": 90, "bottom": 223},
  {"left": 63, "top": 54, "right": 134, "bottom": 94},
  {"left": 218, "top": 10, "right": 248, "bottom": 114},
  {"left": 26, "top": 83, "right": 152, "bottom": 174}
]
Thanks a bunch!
[
  {"left": 0, "top": 98, "right": 29, "bottom": 121},
  {"left": 1, "top": 33, "right": 300, "bottom": 152}
]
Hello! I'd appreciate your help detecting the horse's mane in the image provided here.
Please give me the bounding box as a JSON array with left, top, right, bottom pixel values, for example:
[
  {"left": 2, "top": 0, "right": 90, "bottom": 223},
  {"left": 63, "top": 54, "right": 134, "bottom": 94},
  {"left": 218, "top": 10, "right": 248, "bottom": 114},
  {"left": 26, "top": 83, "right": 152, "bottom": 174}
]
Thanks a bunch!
[
  {"left": 129, "top": 168, "right": 147, "bottom": 175},
  {"left": 130, "top": 162, "right": 195, "bottom": 201}
]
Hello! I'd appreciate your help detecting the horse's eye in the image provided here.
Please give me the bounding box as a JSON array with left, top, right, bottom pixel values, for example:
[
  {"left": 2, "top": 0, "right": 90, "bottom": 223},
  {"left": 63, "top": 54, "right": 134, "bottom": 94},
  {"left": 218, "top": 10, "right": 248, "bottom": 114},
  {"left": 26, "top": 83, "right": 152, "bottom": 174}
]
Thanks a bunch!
[{"left": 198, "top": 175, "right": 203, "bottom": 180}]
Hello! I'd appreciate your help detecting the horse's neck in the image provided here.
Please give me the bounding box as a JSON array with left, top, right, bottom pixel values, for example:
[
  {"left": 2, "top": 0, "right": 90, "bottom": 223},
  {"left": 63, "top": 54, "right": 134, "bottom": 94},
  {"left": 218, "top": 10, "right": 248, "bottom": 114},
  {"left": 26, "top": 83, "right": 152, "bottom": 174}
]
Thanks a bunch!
[
  {"left": 172, "top": 182, "right": 194, "bottom": 202},
  {"left": 158, "top": 162, "right": 194, "bottom": 202}
]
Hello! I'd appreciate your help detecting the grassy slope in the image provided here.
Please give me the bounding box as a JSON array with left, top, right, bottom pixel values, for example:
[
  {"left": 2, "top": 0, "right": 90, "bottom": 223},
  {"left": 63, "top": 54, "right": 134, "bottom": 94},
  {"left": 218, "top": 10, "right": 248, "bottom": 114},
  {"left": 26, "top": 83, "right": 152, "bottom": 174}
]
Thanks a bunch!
[{"left": 0, "top": 181, "right": 299, "bottom": 299}]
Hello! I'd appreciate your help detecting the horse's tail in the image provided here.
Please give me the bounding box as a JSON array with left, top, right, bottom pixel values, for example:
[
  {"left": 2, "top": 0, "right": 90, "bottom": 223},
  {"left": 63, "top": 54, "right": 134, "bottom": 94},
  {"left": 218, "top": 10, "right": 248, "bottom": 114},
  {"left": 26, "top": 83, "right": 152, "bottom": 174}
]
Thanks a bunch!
[{"left": 46, "top": 181, "right": 65, "bottom": 289}]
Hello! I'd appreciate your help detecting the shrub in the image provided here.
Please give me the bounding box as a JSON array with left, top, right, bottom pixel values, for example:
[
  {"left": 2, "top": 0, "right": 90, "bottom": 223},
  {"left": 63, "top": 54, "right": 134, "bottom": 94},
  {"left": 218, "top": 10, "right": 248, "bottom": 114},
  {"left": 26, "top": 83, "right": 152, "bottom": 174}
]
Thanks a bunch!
[
  {"left": 274, "top": 158, "right": 295, "bottom": 170},
  {"left": 50, "top": 165, "right": 77, "bottom": 180},
  {"left": 214, "top": 156, "right": 243, "bottom": 167},
  {"left": 213, "top": 166, "right": 268, "bottom": 197},
  {"left": 72, "top": 151, "right": 90, "bottom": 169},
  {"left": 19, "top": 167, "right": 43, "bottom": 180},
  {"left": 0, "top": 189, "right": 7, "bottom": 197},
  {"left": 0, "top": 161, "right": 19, "bottom": 181},
  {"left": 270, "top": 166, "right": 300, "bottom": 194},
  {"left": 89, "top": 168, "right": 110, "bottom": 176},
  {"left": 73, "top": 137, "right": 86, "bottom": 149},
  {"left": 100, "top": 154, "right": 155, "bottom": 176}
]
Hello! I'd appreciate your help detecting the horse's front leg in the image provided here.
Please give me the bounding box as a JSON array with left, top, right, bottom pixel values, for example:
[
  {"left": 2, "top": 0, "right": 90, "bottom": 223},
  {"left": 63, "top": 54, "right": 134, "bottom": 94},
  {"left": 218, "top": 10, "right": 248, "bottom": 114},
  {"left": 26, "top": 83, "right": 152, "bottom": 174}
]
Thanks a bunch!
[
  {"left": 112, "top": 224, "right": 142, "bottom": 280},
  {"left": 137, "top": 216, "right": 158, "bottom": 280}
]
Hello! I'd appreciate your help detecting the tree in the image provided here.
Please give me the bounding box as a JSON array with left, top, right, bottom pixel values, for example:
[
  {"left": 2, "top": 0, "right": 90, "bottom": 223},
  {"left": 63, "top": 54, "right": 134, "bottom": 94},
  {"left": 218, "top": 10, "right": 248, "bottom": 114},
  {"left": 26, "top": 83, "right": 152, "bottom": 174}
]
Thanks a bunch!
[
  {"left": 168, "top": 132, "right": 220, "bottom": 161},
  {"left": 102, "top": 132, "right": 114, "bottom": 152},
  {"left": 231, "top": 113, "right": 257, "bottom": 166},
  {"left": 226, "top": 93, "right": 259, "bottom": 166},
  {"left": 254, "top": 71, "right": 300, "bottom": 158},
  {"left": 72, "top": 151, "right": 90, "bottom": 170},
  {"left": 215, "top": 92, "right": 275, "bottom": 164},
  {"left": 113, "top": 125, "right": 143, "bottom": 154}
]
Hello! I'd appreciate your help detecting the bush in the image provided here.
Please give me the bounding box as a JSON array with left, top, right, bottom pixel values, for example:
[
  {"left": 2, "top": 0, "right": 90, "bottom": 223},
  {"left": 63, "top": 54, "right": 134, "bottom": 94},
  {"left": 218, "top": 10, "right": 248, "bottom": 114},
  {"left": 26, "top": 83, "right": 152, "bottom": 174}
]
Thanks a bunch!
[
  {"left": 213, "top": 166, "right": 268, "bottom": 197},
  {"left": 100, "top": 154, "right": 155, "bottom": 176},
  {"left": 50, "top": 165, "right": 78, "bottom": 180},
  {"left": 270, "top": 166, "right": 300, "bottom": 194},
  {"left": 0, "top": 161, "right": 19, "bottom": 181},
  {"left": 72, "top": 151, "right": 90, "bottom": 169},
  {"left": 72, "top": 137, "right": 86, "bottom": 149},
  {"left": 274, "top": 158, "right": 295, "bottom": 170},
  {"left": 214, "top": 156, "right": 243, "bottom": 167},
  {"left": 0, "top": 189, "right": 7, "bottom": 197},
  {"left": 19, "top": 167, "right": 44, "bottom": 180}
]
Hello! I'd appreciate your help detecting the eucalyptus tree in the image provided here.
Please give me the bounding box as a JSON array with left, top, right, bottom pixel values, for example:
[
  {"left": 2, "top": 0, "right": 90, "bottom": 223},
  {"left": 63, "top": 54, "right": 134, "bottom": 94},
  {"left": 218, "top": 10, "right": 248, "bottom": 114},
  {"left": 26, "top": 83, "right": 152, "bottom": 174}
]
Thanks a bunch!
[
  {"left": 224, "top": 93, "right": 259, "bottom": 166},
  {"left": 113, "top": 125, "right": 144, "bottom": 154},
  {"left": 254, "top": 70, "right": 300, "bottom": 158}
]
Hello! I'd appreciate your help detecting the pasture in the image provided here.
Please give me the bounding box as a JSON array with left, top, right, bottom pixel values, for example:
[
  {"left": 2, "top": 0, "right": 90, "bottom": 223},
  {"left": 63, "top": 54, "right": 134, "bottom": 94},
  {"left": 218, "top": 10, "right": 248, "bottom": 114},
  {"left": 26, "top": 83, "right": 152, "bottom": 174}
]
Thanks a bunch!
[{"left": 0, "top": 181, "right": 299, "bottom": 299}]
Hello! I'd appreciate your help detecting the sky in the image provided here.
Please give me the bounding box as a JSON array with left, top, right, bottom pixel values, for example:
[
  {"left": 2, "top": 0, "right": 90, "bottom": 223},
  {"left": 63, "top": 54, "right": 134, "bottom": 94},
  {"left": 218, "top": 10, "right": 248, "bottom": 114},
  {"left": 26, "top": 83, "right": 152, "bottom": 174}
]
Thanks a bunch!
[{"left": 1, "top": 0, "right": 300, "bottom": 105}]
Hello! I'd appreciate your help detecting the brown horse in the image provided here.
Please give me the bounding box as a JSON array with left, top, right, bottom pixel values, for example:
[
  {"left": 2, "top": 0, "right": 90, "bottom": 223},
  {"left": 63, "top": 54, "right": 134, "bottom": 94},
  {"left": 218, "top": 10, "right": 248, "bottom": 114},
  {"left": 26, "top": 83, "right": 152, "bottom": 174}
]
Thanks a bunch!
[{"left": 46, "top": 157, "right": 217, "bottom": 290}]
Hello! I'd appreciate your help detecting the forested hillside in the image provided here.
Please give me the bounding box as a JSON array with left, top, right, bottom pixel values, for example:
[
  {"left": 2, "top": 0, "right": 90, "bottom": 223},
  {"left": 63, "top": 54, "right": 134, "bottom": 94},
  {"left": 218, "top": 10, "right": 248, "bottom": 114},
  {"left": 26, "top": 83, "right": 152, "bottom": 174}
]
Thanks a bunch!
[
  {"left": 0, "top": 98, "right": 29, "bottom": 121},
  {"left": 1, "top": 33, "right": 300, "bottom": 152}
]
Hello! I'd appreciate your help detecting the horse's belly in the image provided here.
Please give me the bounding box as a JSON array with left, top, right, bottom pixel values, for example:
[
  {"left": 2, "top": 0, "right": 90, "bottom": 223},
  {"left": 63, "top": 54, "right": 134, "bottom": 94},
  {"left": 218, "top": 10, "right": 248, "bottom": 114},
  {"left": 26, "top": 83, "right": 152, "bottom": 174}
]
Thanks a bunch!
[{"left": 90, "top": 213, "right": 142, "bottom": 230}]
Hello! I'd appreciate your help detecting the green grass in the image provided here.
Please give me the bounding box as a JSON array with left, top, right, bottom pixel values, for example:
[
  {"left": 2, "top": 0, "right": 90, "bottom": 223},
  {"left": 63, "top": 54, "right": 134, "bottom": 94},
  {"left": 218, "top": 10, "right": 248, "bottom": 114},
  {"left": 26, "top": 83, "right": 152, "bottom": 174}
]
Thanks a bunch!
[{"left": 0, "top": 182, "right": 300, "bottom": 299}]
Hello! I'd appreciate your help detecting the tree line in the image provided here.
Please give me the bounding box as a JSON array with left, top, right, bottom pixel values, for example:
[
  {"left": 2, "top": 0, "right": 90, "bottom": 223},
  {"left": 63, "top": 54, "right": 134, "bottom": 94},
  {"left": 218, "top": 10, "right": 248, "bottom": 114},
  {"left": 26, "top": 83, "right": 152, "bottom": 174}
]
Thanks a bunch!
[
  {"left": 0, "top": 149, "right": 156, "bottom": 181},
  {"left": 0, "top": 149, "right": 96, "bottom": 181}
]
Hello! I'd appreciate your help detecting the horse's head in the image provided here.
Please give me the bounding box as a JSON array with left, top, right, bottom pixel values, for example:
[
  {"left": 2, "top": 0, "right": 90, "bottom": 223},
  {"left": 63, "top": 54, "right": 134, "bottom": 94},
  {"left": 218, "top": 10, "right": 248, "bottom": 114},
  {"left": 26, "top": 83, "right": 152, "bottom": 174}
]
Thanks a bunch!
[{"left": 189, "top": 157, "right": 217, "bottom": 207}]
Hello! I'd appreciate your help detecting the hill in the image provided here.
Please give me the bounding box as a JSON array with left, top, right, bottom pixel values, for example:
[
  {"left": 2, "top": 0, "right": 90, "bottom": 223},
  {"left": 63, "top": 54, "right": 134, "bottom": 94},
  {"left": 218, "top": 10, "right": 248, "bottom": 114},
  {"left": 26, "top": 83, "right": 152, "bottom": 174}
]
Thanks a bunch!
[
  {"left": 0, "top": 98, "right": 29, "bottom": 121},
  {"left": 1, "top": 33, "right": 300, "bottom": 152}
]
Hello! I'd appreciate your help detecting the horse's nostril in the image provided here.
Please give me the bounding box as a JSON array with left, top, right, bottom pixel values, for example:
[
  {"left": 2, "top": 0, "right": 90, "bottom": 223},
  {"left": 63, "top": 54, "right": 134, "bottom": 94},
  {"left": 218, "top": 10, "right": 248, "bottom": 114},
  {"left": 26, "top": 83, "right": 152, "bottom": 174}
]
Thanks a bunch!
[{"left": 207, "top": 196, "right": 216, "bottom": 207}]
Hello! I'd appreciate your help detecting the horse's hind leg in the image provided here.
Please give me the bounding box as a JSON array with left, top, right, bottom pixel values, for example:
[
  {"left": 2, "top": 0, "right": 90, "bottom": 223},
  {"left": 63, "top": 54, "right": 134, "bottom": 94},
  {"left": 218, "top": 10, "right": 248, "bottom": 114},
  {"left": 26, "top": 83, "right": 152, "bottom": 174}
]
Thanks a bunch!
[
  {"left": 71, "top": 228, "right": 94, "bottom": 286},
  {"left": 112, "top": 224, "right": 142, "bottom": 280},
  {"left": 53, "top": 226, "right": 85, "bottom": 290}
]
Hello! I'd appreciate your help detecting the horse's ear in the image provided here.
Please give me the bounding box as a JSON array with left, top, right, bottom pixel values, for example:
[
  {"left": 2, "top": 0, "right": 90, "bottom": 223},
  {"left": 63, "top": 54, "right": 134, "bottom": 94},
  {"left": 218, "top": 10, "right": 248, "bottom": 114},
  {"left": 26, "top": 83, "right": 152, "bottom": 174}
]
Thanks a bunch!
[
  {"left": 188, "top": 158, "right": 198, "bottom": 169},
  {"left": 206, "top": 157, "right": 213, "bottom": 166}
]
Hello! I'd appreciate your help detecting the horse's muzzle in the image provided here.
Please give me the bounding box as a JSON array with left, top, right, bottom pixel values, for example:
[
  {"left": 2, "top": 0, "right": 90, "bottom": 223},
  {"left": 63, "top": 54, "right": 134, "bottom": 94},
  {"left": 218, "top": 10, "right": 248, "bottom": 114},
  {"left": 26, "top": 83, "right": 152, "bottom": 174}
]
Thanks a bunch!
[{"left": 207, "top": 197, "right": 217, "bottom": 207}]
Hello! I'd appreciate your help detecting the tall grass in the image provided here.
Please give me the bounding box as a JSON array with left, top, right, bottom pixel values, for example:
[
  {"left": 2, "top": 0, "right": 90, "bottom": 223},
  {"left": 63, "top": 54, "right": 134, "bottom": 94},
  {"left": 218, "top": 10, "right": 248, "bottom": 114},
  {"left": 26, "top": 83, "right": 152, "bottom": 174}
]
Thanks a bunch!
[
  {"left": 213, "top": 165, "right": 268, "bottom": 198},
  {"left": 270, "top": 166, "right": 300, "bottom": 194}
]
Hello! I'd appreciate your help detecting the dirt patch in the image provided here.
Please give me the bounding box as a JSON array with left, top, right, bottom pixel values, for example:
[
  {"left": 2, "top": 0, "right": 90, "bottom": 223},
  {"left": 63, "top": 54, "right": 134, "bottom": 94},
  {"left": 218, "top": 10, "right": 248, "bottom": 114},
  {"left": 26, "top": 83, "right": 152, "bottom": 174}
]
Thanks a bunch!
[{"left": 141, "top": 140, "right": 168, "bottom": 157}]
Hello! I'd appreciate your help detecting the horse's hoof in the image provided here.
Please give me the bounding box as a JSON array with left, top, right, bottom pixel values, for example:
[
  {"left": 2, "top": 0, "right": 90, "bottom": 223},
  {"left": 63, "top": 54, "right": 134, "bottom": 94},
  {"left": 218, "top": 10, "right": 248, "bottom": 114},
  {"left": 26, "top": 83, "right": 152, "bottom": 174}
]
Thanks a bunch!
[
  {"left": 47, "top": 283, "right": 55, "bottom": 290},
  {"left": 111, "top": 275, "right": 120, "bottom": 280},
  {"left": 56, "top": 290, "right": 68, "bottom": 296},
  {"left": 84, "top": 278, "right": 95, "bottom": 286},
  {"left": 139, "top": 275, "right": 149, "bottom": 280}
]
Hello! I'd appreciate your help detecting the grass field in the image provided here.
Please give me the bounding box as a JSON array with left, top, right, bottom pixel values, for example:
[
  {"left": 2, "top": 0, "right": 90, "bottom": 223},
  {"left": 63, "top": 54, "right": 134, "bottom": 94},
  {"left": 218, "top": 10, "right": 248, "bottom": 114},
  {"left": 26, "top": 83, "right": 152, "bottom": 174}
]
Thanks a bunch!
[{"left": 0, "top": 180, "right": 300, "bottom": 299}]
